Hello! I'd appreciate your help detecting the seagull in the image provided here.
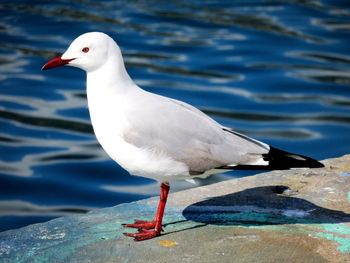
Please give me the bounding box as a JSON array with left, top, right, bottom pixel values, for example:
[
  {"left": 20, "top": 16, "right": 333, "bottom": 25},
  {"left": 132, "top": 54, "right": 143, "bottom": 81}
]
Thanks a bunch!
[{"left": 42, "top": 32, "right": 324, "bottom": 241}]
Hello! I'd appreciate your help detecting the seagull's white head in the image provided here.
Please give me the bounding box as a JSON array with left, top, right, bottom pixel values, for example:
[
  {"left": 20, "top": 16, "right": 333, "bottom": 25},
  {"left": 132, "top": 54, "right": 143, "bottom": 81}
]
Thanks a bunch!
[{"left": 42, "top": 32, "right": 117, "bottom": 72}]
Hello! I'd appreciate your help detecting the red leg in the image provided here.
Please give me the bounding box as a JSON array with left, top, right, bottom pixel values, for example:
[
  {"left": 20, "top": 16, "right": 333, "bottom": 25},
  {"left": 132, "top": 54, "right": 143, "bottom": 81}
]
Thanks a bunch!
[{"left": 123, "top": 182, "right": 170, "bottom": 241}]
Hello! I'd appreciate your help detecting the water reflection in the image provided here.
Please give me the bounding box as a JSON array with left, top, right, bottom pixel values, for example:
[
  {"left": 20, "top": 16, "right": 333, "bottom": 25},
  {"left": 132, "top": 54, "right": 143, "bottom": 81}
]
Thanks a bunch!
[
  {"left": 0, "top": 200, "right": 90, "bottom": 216},
  {"left": 142, "top": 3, "right": 324, "bottom": 43},
  {"left": 0, "top": 109, "right": 92, "bottom": 134},
  {"left": 312, "top": 18, "right": 350, "bottom": 31},
  {"left": 290, "top": 69, "right": 350, "bottom": 84},
  {"left": 203, "top": 108, "right": 350, "bottom": 124},
  {"left": 288, "top": 51, "right": 350, "bottom": 65}
]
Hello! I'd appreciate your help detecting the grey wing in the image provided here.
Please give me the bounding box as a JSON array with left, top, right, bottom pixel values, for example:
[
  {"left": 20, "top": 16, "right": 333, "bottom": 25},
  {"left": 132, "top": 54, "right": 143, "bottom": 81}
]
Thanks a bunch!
[{"left": 123, "top": 94, "right": 269, "bottom": 172}]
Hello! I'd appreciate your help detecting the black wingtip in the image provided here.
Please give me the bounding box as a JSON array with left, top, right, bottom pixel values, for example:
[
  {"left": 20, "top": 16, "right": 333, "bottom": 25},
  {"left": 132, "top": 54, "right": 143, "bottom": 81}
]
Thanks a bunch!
[
  {"left": 262, "top": 146, "right": 324, "bottom": 170},
  {"left": 220, "top": 146, "right": 324, "bottom": 171}
]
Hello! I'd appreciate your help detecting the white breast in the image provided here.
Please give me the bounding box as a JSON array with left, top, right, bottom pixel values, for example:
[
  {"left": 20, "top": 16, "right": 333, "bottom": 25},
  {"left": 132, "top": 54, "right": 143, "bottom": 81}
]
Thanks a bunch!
[{"left": 86, "top": 82, "right": 189, "bottom": 181}]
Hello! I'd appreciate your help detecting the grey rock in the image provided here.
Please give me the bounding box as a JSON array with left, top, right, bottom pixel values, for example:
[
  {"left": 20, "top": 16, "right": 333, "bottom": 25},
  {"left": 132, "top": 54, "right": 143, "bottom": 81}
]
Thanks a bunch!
[{"left": 1, "top": 155, "right": 350, "bottom": 263}]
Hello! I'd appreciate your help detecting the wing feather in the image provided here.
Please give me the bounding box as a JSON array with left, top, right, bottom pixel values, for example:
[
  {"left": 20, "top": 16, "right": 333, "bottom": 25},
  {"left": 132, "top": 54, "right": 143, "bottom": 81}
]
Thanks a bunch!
[{"left": 122, "top": 92, "right": 269, "bottom": 172}]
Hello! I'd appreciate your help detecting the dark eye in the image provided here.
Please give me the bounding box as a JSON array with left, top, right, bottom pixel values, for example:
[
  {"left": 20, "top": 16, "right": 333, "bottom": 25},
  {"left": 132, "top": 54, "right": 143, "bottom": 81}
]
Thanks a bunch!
[{"left": 82, "top": 47, "right": 89, "bottom": 53}]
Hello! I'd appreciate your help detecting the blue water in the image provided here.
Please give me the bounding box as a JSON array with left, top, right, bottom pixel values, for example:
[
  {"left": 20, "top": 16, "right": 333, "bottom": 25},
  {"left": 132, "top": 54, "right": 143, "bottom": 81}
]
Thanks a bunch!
[{"left": 0, "top": 0, "right": 350, "bottom": 232}]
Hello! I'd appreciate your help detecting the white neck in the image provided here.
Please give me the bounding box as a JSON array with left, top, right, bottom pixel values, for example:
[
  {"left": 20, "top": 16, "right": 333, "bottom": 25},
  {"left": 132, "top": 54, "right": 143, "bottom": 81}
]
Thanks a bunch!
[
  {"left": 86, "top": 45, "right": 136, "bottom": 95},
  {"left": 85, "top": 48, "right": 134, "bottom": 156},
  {"left": 85, "top": 45, "right": 137, "bottom": 140}
]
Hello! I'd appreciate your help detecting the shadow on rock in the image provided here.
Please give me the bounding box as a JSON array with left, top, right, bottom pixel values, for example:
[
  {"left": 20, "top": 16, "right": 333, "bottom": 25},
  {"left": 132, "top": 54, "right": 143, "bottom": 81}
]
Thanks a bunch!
[{"left": 182, "top": 185, "right": 350, "bottom": 226}]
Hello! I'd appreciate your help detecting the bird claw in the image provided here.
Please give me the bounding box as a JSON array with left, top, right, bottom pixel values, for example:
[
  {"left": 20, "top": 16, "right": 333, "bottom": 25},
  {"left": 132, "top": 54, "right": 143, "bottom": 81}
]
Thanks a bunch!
[
  {"left": 123, "top": 229, "right": 161, "bottom": 241},
  {"left": 122, "top": 219, "right": 156, "bottom": 230},
  {"left": 122, "top": 219, "right": 164, "bottom": 241}
]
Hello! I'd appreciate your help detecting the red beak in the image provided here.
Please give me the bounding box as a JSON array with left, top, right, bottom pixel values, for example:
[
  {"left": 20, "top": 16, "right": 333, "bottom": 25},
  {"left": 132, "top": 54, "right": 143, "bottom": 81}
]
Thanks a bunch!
[{"left": 41, "top": 57, "right": 75, "bottom": 71}]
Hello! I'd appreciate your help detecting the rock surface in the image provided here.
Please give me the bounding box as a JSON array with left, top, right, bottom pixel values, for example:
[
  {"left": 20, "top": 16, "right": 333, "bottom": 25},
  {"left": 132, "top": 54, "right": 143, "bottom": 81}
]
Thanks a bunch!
[{"left": 1, "top": 155, "right": 350, "bottom": 263}]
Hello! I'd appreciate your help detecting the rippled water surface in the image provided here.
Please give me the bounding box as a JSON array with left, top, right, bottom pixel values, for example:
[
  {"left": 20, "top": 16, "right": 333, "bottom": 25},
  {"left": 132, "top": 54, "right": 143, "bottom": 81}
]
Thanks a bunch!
[{"left": 0, "top": 0, "right": 350, "bottom": 232}]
